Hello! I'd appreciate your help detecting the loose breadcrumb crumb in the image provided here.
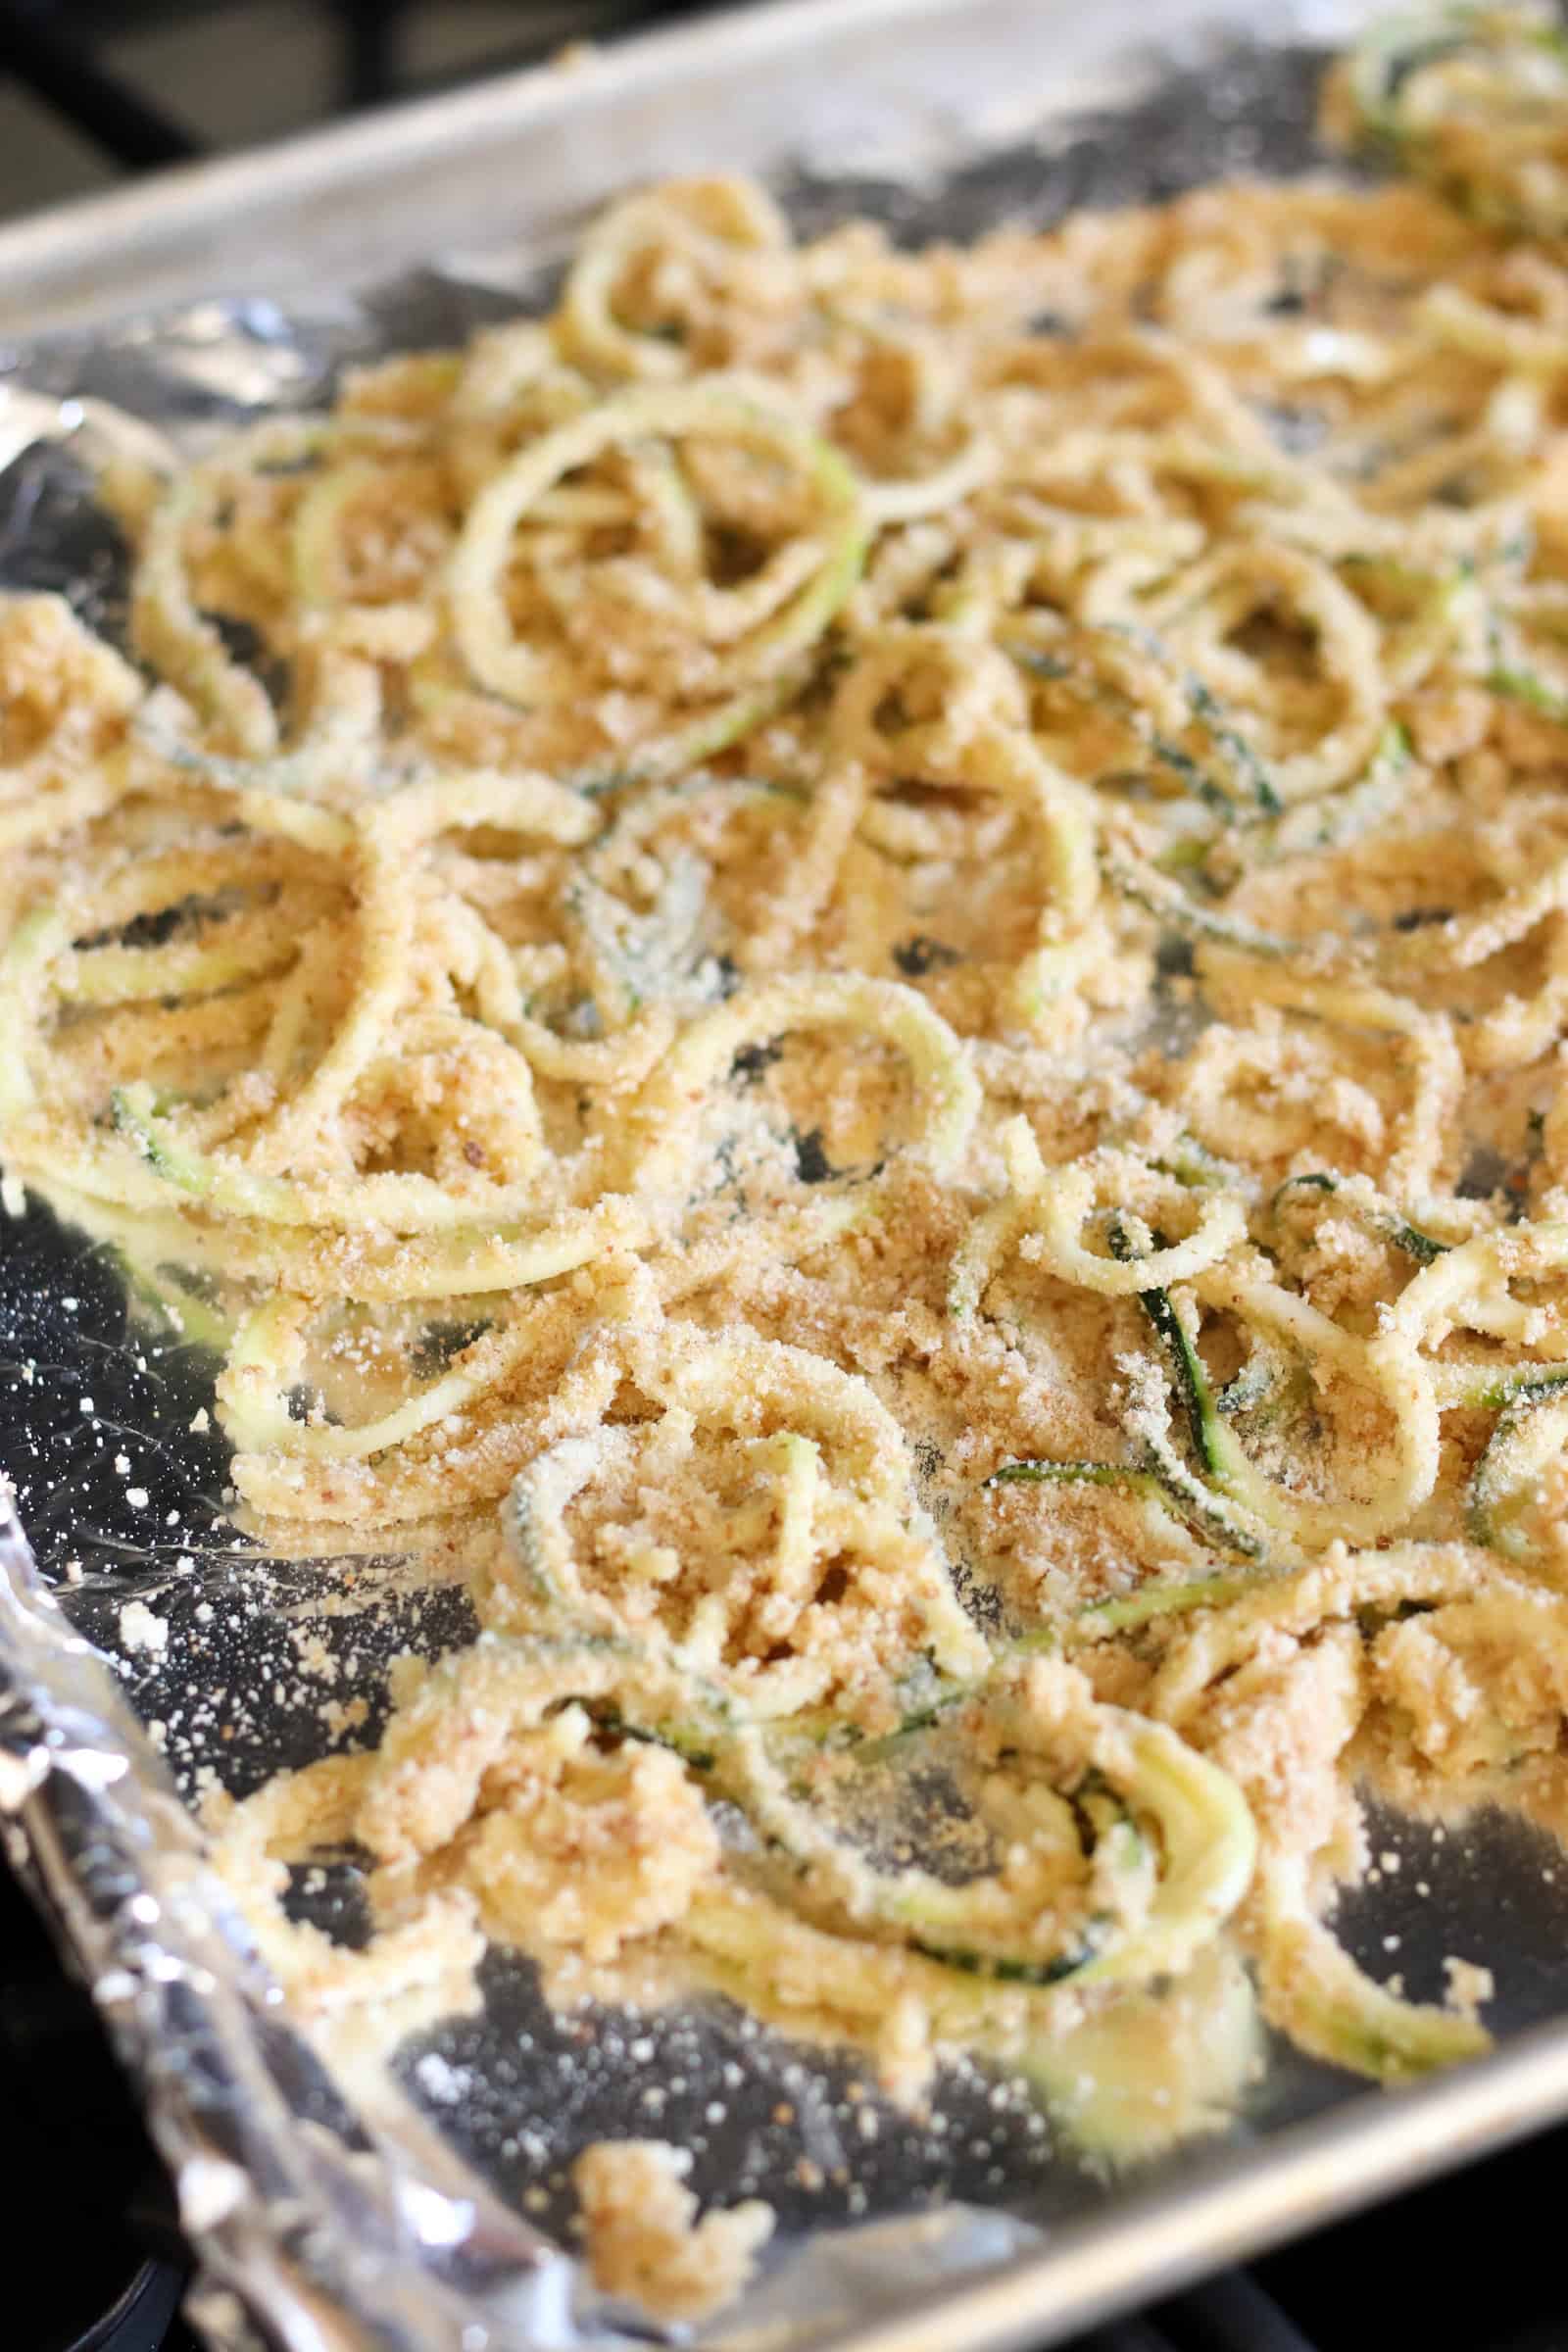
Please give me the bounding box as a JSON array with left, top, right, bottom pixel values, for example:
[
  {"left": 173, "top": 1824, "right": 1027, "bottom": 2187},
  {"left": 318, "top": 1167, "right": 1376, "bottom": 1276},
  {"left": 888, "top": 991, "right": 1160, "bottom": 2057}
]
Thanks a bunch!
[
  {"left": 572, "top": 2138, "right": 774, "bottom": 2324},
  {"left": 1443, "top": 1957, "right": 1495, "bottom": 2023}
]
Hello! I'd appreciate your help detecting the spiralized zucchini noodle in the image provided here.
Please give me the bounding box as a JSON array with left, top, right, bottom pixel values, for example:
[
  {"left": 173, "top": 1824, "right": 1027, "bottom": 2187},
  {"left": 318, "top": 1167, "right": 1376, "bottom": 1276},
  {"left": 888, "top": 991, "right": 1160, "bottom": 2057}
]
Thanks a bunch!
[{"left": 18, "top": 2, "right": 1568, "bottom": 2151}]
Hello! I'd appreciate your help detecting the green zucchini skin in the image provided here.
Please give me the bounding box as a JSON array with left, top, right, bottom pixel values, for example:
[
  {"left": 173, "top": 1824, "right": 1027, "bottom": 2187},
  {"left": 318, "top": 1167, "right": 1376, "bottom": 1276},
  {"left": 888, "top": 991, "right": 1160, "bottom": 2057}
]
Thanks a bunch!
[{"left": 1273, "top": 1170, "right": 1450, "bottom": 1263}]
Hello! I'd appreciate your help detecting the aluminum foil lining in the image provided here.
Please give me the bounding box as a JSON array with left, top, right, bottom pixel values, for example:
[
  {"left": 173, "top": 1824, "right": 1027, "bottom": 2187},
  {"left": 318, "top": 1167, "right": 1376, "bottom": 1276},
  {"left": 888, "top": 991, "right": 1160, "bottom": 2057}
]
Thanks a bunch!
[{"left": 8, "top": 12, "right": 1568, "bottom": 2349}]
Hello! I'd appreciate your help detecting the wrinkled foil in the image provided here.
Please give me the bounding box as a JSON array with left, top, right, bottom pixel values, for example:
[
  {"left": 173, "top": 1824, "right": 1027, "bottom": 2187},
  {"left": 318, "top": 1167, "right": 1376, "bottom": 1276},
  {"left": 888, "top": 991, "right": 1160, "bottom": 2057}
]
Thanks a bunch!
[{"left": 9, "top": 8, "right": 1568, "bottom": 2348}]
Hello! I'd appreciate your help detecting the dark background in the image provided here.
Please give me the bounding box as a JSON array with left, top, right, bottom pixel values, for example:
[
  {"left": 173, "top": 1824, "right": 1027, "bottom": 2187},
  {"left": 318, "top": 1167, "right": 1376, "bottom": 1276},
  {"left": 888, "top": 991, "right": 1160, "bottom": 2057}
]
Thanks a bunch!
[{"left": 0, "top": 0, "right": 711, "bottom": 220}]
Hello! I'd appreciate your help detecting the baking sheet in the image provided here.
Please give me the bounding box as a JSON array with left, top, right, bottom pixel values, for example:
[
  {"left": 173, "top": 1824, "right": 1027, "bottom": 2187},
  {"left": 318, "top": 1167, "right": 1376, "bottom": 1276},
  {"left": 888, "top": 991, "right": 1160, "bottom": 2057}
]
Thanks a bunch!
[{"left": 9, "top": 2, "right": 1568, "bottom": 2346}]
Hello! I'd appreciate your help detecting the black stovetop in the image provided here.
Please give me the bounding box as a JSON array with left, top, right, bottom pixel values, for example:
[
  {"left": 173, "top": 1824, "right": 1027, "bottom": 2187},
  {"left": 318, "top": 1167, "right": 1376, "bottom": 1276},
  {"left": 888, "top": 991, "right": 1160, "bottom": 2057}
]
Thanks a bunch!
[{"left": 0, "top": 0, "right": 714, "bottom": 222}]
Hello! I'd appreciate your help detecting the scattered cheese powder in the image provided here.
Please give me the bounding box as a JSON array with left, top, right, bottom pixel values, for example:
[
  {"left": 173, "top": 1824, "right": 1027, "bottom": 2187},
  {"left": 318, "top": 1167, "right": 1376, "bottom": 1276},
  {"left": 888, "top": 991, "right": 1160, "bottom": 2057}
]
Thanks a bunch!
[
  {"left": 118, "top": 1601, "right": 169, "bottom": 1658},
  {"left": 12, "top": 5, "right": 1568, "bottom": 2327}
]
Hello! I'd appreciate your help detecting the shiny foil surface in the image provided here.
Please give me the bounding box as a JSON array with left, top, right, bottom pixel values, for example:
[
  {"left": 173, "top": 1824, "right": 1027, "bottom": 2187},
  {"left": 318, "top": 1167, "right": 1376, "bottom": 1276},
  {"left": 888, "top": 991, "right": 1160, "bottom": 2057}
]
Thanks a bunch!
[{"left": 7, "top": 8, "right": 1568, "bottom": 2346}]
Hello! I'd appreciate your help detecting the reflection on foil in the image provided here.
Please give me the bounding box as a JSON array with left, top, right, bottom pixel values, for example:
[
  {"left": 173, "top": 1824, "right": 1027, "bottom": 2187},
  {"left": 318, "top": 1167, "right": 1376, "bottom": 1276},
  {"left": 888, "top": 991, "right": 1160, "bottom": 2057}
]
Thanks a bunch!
[
  {"left": 12, "top": 17, "right": 1568, "bottom": 2351},
  {"left": 0, "top": 1495, "right": 564, "bottom": 2352}
]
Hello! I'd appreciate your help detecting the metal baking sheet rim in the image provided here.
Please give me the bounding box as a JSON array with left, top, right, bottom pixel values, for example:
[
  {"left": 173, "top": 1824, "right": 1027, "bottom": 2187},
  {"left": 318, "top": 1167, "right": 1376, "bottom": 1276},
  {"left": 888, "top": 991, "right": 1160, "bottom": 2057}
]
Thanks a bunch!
[
  {"left": 12, "top": 1450, "right": 1568, "bottom": 2352},
  {"left": 0, "top": 0, "right": 1364, "bottom": 333},
  {"left": 2, "top": 0, "right": 1567, "bottom": 2343}
]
